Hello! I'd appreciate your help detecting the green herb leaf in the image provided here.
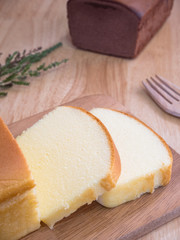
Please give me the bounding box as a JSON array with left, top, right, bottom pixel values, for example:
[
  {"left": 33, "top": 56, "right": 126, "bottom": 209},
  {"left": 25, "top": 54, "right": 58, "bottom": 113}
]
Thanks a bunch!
[
  {"left": 0, "top": 42, "right": 68, "bottom": 97},
  {"left": 12, "top": 80, "right": 30, "bottom": 86},
  {"left": 0, "top": 92, "right": 8, "bottom": 97}
]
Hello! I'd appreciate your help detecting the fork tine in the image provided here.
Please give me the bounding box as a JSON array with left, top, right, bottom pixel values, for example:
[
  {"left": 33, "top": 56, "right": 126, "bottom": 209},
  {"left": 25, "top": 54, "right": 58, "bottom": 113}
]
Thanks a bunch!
[
  {"left": 151, "top": 76, "right": 179, "bottom": 102},
  {"left": 155, "top": 75, "right": 180, "bottom": 97},
  {"left": 146, "top": 78, "right": 173, "bottom": 103},
  {"left": 142, "top": 79, "right": 172, "bottom": 111}
]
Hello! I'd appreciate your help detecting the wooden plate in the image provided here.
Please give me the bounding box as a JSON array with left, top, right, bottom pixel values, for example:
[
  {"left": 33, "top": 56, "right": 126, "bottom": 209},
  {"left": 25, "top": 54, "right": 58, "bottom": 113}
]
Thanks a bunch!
[{"left": 8, "top": 95, "right": 180, "bottom": 240}]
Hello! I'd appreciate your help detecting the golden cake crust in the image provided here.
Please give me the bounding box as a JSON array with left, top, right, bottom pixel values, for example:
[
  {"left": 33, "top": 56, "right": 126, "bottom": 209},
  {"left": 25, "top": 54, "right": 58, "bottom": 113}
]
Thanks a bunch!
[{"left": 0, "top": 118, "right": 40, "bottom": 239}]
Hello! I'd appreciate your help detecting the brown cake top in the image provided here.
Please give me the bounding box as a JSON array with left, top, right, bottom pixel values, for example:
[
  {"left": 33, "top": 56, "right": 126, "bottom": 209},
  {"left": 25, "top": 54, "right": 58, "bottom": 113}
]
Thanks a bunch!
[
  {"left": 76, "top": 0, "right": 173, "bottom": 18},
  {"left": 0, "top": 118, "right": 35, "bottom": 202}
]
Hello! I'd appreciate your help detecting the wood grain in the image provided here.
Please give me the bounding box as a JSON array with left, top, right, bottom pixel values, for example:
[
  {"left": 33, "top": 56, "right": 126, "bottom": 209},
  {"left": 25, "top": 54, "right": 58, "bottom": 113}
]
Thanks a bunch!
[
  {"left": 8, "top": 95, "right": 180, "bottom": 240},
  {"left": 0, "top": 0, "right": 180, "bottom": 239}
]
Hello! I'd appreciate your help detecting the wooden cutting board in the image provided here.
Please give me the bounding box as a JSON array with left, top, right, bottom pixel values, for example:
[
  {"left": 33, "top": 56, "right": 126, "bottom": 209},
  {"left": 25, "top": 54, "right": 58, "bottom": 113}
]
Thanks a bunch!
[{"left": 8, "top": 95, "right": 180, "bottom": 240}]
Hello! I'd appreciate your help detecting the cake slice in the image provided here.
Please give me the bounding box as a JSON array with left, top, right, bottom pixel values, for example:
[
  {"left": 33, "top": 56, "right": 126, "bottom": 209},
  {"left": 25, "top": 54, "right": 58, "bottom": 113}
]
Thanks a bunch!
[
  {"left": 0, "top": 118, "right": 40, "bottom": 240},
  {"left": 90, "top": 108, "right": 172, "bottom": 207},
  {"left": 16, "top": 106, "right": 120, "bottom": 228}
]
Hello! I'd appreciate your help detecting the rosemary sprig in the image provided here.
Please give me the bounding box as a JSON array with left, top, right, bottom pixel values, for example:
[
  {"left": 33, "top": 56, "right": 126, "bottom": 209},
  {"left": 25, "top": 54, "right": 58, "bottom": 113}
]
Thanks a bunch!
[{"left": 0, "top": 42, "right": 68, "bottom": 97}]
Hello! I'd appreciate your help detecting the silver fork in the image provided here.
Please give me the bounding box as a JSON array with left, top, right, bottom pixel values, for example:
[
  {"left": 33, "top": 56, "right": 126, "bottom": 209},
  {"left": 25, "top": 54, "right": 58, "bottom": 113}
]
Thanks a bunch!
[{"left": 143, "top": 75, "right": 180, "bottom": 117}]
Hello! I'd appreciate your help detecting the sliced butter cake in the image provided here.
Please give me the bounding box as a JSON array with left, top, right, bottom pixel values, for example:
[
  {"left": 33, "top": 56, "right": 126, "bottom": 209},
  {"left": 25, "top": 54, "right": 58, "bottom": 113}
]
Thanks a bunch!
[
  {"left": 16, "top": 106, "right": 120, "bottom": 228},
  {"left": 90, "top": 108, "right": 172, "bottom": 207}
]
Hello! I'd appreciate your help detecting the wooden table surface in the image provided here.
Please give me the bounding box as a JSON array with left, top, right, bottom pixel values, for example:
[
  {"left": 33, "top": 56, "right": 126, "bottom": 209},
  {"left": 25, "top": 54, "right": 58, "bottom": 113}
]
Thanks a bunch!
[{"left": 0, "top": 0, "right": 179, "bottom": 239}]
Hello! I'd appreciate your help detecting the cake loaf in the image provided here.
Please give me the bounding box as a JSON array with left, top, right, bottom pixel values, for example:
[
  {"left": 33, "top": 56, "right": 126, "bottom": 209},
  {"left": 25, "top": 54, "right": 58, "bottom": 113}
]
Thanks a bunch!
[{"left": 67, "top": 0, "right": 174, "bottom": 58}]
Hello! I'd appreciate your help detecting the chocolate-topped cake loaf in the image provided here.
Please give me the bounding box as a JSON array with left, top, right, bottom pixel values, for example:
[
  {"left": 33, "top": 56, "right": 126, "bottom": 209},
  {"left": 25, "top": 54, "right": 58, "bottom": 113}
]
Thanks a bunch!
[{"left": 67, "top": 0, "right": 174, "bottom": 58}]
